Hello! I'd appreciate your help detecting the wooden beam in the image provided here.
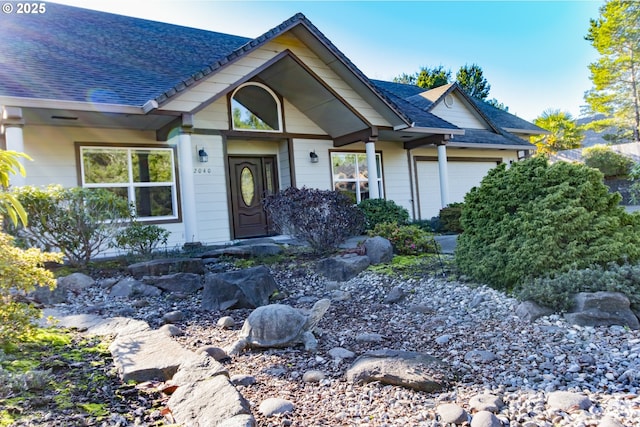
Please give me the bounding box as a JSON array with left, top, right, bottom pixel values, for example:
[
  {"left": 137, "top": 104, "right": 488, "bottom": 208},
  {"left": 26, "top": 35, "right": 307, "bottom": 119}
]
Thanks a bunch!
[
  {"left": 403, "top": 134, "right": 449, "bottom": 150},
  {"left": 333, "top": 128, "right": 374, "bottom": 147}
]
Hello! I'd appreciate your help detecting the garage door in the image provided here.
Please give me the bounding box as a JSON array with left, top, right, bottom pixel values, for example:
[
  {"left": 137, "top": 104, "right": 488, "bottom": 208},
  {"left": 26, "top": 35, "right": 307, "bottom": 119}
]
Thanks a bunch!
[{"left": 416, "top": 159, "right": 499, "bottom": 219}]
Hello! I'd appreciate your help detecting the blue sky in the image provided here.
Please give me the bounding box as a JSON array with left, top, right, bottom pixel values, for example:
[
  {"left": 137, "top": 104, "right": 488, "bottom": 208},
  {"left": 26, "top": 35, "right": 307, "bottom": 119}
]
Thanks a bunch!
[{"left": 53, "top": 0, "right": 604, "bottom": 122}]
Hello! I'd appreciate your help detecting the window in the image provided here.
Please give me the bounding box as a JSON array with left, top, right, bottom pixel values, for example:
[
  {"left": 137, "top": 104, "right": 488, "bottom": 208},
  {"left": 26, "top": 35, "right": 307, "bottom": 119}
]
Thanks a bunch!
[
  {"left": 231, "top": 83, "right": 282, "bottom": 131},
  {"left": 80, "top": 146, "right": 178, "bottom": 221},
  {"left": 331, "top": 152, "right": 383, "bottom": 203}
]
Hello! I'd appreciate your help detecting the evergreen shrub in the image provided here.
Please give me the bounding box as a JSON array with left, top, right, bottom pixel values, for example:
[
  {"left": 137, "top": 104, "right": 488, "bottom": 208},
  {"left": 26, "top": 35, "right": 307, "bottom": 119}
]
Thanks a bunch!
[
  {"left": 438, "top": 203, "right": 464, "bottom": 233},
  {"left": 455, "top": 157, "right": 640, "bottom": 291},
  {"left": 357, "top": 198, "right": 409, "bottom": 231},
  {"left": 263, "top": 187, "right": 364, "bottom": 254},
  {"left": 517, "top": 263, "right": 640, "bottom": 312},
  {"left": 113, "top": 222, "right": 170, "bottom": 256},
  {"left": 369, "top": 222, "right": 439, "bottom": 255},
  {"left": 583, "top": 145, "right": 634, "bottom": 178}
]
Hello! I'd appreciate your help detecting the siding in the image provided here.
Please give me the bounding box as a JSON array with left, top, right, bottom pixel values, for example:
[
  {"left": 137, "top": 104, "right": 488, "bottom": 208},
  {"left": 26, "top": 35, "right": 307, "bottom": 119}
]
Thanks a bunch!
[
  {"left": 430, "top": 92, "right": 486, "bottom": 129},
  {"left": 291, "top": 138, "right": 333, "bottom": 189}
]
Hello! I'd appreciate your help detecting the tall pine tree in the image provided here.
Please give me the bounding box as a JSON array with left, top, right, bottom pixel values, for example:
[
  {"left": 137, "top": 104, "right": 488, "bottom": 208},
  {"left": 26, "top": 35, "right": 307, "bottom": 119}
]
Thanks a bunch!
[{"left": 585, "top": 0, "right": 640, "bottom": 142}]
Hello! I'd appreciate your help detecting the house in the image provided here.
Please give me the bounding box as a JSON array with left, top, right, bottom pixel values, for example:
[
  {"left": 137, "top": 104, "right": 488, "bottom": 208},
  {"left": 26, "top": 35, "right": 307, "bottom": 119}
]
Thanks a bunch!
[{"left": 0, "top": 3, "right": 544, "bottom": 247}]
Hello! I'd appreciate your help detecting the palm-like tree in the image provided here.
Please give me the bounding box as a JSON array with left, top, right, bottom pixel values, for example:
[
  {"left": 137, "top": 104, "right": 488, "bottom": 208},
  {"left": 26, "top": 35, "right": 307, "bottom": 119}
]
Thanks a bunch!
[{"left": 531, "top": 110, "right": 585, "bottom": 156}]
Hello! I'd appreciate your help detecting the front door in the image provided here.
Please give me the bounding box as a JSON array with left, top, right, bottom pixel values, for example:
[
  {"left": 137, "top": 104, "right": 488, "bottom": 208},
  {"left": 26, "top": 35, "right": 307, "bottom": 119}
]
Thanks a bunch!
[{"left": 228, "top": 156, "right": 278, "bottom": 239}]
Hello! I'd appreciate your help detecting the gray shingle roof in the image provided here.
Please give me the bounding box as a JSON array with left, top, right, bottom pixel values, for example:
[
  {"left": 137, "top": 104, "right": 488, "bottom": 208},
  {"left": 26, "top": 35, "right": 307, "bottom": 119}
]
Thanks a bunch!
[
  {"left": 371, "top": 81, "right": 459, "bottom": 130},
  {"left": 371, "top": 79, "right": 541, "bottom": 146},
  {"left": 0, "top": 3, "right": 250, "bottom": 106}
]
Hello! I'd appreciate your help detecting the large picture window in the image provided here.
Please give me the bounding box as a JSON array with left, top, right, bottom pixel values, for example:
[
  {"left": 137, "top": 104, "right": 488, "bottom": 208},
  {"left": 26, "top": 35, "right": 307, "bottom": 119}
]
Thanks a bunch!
[
  {"left": 331, "top": 152, "right": 383, "bottom": 203},
  {"left": 80, "top": 146, "right": 178, "bottom": 221}
]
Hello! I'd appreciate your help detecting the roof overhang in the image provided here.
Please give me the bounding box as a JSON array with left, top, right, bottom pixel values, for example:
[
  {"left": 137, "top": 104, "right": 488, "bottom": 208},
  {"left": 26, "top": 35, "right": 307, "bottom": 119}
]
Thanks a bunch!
[
  {"left": 448, "top": 141, "right": 536, "bottom": 151},
  {"left": 504, "top": 127, "right": 550, "bottom": 135},
  {"left": 0, "top": 97, "right": 178, "bottom": 131}
]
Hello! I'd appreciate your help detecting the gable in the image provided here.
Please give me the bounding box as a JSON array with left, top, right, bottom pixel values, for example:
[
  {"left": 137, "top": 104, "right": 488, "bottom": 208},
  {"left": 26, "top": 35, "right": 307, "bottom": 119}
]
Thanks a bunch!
[
  {"left": 429, "top": 92, "right": 488, "bottom": 130},
  {"left": 161, "top": 31, "right": 396, "bottom": 137}
]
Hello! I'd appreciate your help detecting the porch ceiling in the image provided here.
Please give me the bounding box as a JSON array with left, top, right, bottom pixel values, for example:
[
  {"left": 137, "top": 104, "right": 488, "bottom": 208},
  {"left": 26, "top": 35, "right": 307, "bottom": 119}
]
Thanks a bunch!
[{"left": 256, "top": 55, "right": 370, "bottom": 139}]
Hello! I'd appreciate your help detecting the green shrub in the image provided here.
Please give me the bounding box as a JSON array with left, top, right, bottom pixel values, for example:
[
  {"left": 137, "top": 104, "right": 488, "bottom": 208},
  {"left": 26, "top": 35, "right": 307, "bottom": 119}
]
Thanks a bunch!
[
  {"left": 369, "top": 222, "right": 439, "bottom": 255},
  {"left": 455, "top": 157, "right": 640, "bottom": 291},
  {"left": 0, "top": 232, "right": 62, "bottom": 349},
  {"left": 583, "top": 145, "right": 634, "bottom": 178},
  {"left": 263, "top": 187, "right": 365, "bottom": 254},
  {"left": 438, "top": 203, "right": 464, "bottom": 233},
  {"left": 7, "top": 185, "right": 132, "bottom": 266},
  {"left": 357, "top": 199, "right": 409, "bottom": 231},
  {"left": 517, "top": 263, "right": 640, "bottom": 312},
  {"left": 113, "top": 222, "right": 170, "bottom": 256}
]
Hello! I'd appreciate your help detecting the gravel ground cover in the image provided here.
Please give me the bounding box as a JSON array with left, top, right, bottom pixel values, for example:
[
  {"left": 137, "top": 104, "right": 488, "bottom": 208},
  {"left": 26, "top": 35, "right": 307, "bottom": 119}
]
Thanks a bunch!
[{"left": 21, "top": 253, "right": 640, "bottom": 426}]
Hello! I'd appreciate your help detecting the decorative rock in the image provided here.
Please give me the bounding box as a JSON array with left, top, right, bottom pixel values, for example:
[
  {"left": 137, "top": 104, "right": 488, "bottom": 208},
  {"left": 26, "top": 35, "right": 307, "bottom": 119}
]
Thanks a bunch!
[
  {"left": 346, "top": 349, "right": 453, "bottom": 392},
  {"left": 564, "top": 292, "right": 640, "bottom": 329},
  {"left": 599, "top": 415, "right": 625, "bottom": 427},
  {"left": 217, "top": 316, "right": 235, "bottom": 329},
  {"left": 355, "top": 332, "right": 384, "bottom": 343},
  {"left": 302, "top": 370, "right": 325, "bottom": 383},
  {"left": 470, "top": 410, "right": 502, "bottom": 427},
  {"left": 201, "top": 266, "right": 278, "bottom": 310},
  {"left": 110, "top": 277, "right": 162, "bottom": 298},
  {"left": 516, "top": 300, "right": 555, "bottom": 322},
  {"left": 328, "top": 347, "right": 355, "bottom": 360},
  {"left": 464, "top": 350, "right": 498, "bottom": 364},
  {"left": 58, "top": 272, "right": 95, "bottom": 291},
  {"left": 435, "top": 334, "right": 452, "bottom": 345},
  {"left": 436, "top": 403, "right": 468, "bottom": 424},
  {"left": 159, "top": 324, "right": 184, "bottom": 337},
  {"left": 230, "top": 374, "right": 256, "bottom": 387},
  {"left": 363, "top": 236, "right": 393, "bottom": 265},
  {"left": 196, "top": 346, "right": 230, "bottom": 362},
  {"left": 468, "top": 394, "right": 504, "bottom": 413},
  {"left": 168, "top": 369, "right": 253, "bottom": 426},
  {"left": 258, "top": 398, "right": 294, "bottom": 417},
  {"left": 142, "top": 273, "right": 202, "bottom": 294},
  {"left": 384, "top": 286, "right": 404, "bottom": 304},
  {"left": 162, "top": 310, "right": 184, "bottom": 323},
  {"left": 128, "top": 258, "right": 204, "bottom": 279},
  {"left": 31, "top": 284, "right": 68, "bottom": 305},
  {"left": 546, "top": 391, "right": 592, "bottom": 411},
  {"left": 248, "top": 243, "right": 283, "bottom": 257},
  {"left": 329, "top": 290, "right": 351, "bottom": 301},
  {"left": 316, "top": 255, "right": 370, "bottom": 282},
  {"left": 109, "top": 327, "right": 197, "bottom": 383}
]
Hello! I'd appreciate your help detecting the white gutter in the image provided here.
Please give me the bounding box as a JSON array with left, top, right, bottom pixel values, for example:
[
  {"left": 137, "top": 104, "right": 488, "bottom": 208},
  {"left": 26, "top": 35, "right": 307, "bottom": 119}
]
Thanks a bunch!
[
  {"left": 0, "top": 96, "right": 148, "bottom": 115},
  {"left": 448, "top": 141, "right": 536, "bottom": 150},
  {"left": 404, "top": 126, "right": 465, "bottom": 135}
]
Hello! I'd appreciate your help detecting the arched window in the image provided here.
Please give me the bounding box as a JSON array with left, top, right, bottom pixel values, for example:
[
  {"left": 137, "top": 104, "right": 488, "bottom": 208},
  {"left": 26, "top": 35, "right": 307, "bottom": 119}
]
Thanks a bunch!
[{"left": 230, "top": 83, "right": 282, "bottom": 132}]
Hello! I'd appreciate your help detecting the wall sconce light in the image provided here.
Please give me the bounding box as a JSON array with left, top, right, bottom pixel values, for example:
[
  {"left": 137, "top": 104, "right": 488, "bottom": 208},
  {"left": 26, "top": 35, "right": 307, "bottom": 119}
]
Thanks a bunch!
[
  {"left": 197, "top": 146, "right": 209, "bottom": 163},
  {"left": 309, "top": 150, "right": 319, "bottom": 163}
]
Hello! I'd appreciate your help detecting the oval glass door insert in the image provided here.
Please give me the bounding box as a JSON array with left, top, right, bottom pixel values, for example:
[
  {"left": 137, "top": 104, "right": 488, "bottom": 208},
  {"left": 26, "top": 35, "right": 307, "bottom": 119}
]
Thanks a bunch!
[{"left": 240, "top": 167, "right": 255, "bottom": 206}]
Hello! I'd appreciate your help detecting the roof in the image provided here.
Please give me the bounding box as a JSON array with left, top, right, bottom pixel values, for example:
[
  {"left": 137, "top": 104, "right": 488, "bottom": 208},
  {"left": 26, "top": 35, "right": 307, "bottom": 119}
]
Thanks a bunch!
[
  {"left": 0, "top": 3, "right": 541, "bottom": 145},
  {"left": 372, "top": 81, "right": 459, "bottom": 130},
  {"left": 371, "top": 79, "right": 544, "bottom": 146},
  {"left": 0, "top": 3, "right": 251, "bottom": 106}
]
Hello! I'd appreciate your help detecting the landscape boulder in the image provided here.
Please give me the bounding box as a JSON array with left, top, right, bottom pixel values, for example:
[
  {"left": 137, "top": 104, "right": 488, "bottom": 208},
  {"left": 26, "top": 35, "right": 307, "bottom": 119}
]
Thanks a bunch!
[
  {"left": 346, "top": 349, "right": 453, "bottom": 392},
  {"left": 109, "top": 277, "right": 162, "bottom": 298},
  {"left": 128, "top": 258, "right": 204, "bottom": 279},
  {"left": 564, "top": 292, "right": 639, "bottom": 329},
  {"left": 515, "top": 300, "right": 555, "bottom": 322},
  {"left": 316, "top": 254, "right": 370, "bottom": 282},
  {"left": 364, "top": 236, "right": 393, "bottom": 265},
  {"left": 201, "top": 265, "right": 278, "bottom": 310},
  {"left": 142, "top": 272, "right": 202, "bottom": 294}
]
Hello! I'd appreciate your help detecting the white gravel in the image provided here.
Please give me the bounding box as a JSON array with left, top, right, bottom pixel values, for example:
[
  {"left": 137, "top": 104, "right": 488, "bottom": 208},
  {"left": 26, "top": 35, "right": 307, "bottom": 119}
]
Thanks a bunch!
[{"left": 54, "top": 256, "right": 640, "bottom": 426}]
